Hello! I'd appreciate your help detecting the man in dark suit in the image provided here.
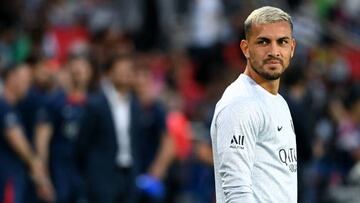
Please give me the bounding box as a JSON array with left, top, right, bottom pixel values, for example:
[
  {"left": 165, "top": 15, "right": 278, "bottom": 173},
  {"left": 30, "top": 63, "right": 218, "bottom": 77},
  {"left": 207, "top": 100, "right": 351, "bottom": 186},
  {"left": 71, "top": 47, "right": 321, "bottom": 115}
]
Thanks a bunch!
[{"left": 76, "top": 54, "right": 141, "bottom": 203}]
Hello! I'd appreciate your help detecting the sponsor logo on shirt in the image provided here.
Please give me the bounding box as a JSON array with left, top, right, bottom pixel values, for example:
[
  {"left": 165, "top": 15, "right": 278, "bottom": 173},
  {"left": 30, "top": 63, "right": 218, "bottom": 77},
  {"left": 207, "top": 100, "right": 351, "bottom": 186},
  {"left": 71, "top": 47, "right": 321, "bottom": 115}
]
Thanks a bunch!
[
  {"left": 278, "top": 147, "right": 297, "bottom": 172},
  {"left": 230, "top": 135, "right": 244, "bottom": 149}
]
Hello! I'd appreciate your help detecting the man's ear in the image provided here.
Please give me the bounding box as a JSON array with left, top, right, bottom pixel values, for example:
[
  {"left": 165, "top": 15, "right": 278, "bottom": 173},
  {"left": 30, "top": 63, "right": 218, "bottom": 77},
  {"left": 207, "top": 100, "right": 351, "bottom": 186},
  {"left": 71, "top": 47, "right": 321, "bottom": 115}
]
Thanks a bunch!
[
  {"left": 240, "top": 39, "right": 250, "bottom": 59},
  {"left": 290, "top": 38, "right": 296, "bottom": 58}
]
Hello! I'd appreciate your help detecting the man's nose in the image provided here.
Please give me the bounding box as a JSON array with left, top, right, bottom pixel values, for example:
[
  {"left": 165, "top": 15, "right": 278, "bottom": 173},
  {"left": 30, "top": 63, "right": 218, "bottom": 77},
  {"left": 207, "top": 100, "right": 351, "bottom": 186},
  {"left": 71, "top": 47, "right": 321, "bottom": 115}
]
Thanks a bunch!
[{"left": 268, "top": 42, "right": 281, "bottom": 57}]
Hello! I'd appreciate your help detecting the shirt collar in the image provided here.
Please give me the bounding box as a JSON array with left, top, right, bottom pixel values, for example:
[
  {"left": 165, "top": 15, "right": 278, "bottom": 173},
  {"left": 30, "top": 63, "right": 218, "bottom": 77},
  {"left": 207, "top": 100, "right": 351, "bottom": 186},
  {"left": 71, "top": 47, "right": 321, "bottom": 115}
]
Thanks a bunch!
[{"left": 101, "top": 78, "right": 129, "bottom": 105}]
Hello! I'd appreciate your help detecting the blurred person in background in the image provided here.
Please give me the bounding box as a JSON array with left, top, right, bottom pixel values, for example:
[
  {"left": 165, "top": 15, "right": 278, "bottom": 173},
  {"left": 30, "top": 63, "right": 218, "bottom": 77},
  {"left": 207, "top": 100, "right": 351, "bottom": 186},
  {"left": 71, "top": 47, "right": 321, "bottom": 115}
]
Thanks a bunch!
[
  {"left": 133, "top": 62, "right": 175, "bottom": 203},
  {"left": 282, "top": 66, "right": 314, "bottom": 203},
  {"left": 16, "top": 53, "right": 56, "bottom": 203},
  {"left": 0, "top": 63, "right": 54, "bottom": 203},
  {"left": 282, "top": 64, "right": 317, "bottom": 203},
  {"left": 76, "top": 54, "right": 142, "bottom": 203},
  {"left": 159, "top": 83, "right": 194, "bottom": 203},
  {"left": 34, "top": 54, "right": 93, "bottom": 203},
  {"left": 179, "top": 120, "right": 215, "bottom": 203},
  {"left": 321, "top": 84, "right": 360, "bottom": 203},
  {"left": 181, "top": 71, "right": 231, "bottom": 203},
  {"left": 18, "top": 53, "right": 55, "bottom": 143},
  {"left": 331, "top": 85, "right": 360, "bottom": 183}
]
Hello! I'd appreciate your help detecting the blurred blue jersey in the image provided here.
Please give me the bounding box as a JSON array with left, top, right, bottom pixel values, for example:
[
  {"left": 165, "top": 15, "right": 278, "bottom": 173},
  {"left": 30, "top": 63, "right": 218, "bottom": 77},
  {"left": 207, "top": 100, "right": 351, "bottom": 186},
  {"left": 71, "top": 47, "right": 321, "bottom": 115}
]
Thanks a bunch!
[
  {"left": 0, "top": 97, "right": 27, "bottom": 203},
  {"left": 46, "top": 89, "right": 87, "bottom": 203},
  {"left": 17, "top": 86, "right": 51, "bottom": 142},
  {"left": 46, "top": 90, "right": 87, "bottom": 159}
]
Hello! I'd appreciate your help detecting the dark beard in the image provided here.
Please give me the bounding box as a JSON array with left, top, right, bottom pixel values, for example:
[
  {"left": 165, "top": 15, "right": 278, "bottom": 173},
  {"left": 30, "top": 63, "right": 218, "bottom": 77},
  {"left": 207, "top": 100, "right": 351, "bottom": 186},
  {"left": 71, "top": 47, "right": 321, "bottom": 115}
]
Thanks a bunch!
[{"left": 249, "top": 61, "right": 282, "bottom": 80}]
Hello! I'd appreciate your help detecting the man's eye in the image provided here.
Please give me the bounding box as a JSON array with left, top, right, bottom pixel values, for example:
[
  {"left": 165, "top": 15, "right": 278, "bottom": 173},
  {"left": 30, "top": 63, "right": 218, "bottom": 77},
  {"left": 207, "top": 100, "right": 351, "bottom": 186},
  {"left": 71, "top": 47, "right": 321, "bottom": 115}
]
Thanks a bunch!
[
  {"left": 257, "top": 40, "right": 267, "bottom": 45},
  {"left": 279, "top": 40, "right": 289, "bottom": 45}
]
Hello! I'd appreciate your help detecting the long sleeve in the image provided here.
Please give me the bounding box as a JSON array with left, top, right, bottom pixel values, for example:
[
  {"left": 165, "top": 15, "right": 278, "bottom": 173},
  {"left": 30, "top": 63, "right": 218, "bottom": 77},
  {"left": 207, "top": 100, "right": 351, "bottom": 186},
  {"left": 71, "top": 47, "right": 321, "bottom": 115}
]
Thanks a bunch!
[{"left": 215, "top": 102, "right": 262, "bottom": 203}]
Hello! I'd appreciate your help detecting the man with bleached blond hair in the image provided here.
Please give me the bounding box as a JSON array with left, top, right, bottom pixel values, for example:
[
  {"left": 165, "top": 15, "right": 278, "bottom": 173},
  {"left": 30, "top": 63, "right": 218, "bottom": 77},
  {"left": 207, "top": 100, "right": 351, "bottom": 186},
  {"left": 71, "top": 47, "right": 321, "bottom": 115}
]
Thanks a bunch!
[{"left": 211, "top": 6, "right": 297, "bottom": 203}]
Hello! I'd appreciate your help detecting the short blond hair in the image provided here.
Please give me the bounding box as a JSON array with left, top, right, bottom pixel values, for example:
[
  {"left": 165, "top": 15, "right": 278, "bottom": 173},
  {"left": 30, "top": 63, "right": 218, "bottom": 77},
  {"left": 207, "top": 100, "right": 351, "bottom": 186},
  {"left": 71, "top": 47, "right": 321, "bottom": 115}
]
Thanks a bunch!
[{"left": 244, "top": 6, "right": 293, "bottom": 39}]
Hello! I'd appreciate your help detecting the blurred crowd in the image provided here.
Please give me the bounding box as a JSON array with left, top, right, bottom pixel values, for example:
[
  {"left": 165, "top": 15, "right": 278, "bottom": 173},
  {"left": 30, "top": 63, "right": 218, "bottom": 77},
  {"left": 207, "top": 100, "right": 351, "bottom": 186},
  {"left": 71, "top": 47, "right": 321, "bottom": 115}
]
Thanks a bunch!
[{"left": 0, "top": 0, "right": 360, "bottom": 203}]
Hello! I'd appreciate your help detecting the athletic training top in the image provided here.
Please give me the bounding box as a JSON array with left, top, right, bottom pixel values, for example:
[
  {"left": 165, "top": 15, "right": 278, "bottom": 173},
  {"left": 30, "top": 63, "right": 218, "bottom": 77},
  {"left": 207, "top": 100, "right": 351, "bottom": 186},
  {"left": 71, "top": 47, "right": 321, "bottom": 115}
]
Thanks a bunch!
[{"left": 210, "top": 74, "right": 297, "bottom": 203}]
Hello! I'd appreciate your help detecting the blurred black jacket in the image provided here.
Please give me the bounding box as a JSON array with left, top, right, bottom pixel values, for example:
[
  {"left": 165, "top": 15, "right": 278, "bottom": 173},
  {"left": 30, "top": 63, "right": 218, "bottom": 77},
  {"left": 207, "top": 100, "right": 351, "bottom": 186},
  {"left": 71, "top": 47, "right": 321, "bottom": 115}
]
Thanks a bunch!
[{"left": 76, "top": 90, "right": 142, "bottom": 203}]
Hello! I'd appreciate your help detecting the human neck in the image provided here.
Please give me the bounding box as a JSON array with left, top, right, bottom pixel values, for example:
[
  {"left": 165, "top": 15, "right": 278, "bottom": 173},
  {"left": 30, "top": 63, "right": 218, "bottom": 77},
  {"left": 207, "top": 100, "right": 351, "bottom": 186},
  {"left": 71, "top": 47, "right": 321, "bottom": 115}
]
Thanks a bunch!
[
  {"left": 115, "top": 86, "right": 130, "bottom": 96},
  {"left": 68, "top": 86, "right": 86, "bottom": 98},
  {"left": 244, "top": 65, "right": 280, "bottom": 95},
  {"left": 69, "top": 83, "right": 86, "bottom": 95},
  {"left": 3, "top": 86, "right": 18, "bottom": 105},
  {"left": 103, "top": 78, "right": 129, "bottom": 96}
]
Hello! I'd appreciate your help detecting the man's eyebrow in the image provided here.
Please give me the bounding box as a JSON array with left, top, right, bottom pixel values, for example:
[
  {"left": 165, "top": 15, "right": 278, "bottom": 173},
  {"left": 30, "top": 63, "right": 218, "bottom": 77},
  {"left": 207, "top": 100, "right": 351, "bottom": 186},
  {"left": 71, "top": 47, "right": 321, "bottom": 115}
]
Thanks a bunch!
[
  {"left": 255, "top": 36, "right": 291, "bottom": 40},
  {"left": 277, "top": 37, "right": 291, "bottom": 40},
  {"left": 256, "top": 37, "right": 271, "bottom": 41}
]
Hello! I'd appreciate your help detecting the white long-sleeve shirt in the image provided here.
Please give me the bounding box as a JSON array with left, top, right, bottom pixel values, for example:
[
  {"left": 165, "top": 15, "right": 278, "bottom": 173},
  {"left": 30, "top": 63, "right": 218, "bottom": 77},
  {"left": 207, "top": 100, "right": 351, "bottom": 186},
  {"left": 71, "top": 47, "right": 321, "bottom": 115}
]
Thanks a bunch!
[{"left": 210, "top": 74, "right": 297, "bottom": 203}]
